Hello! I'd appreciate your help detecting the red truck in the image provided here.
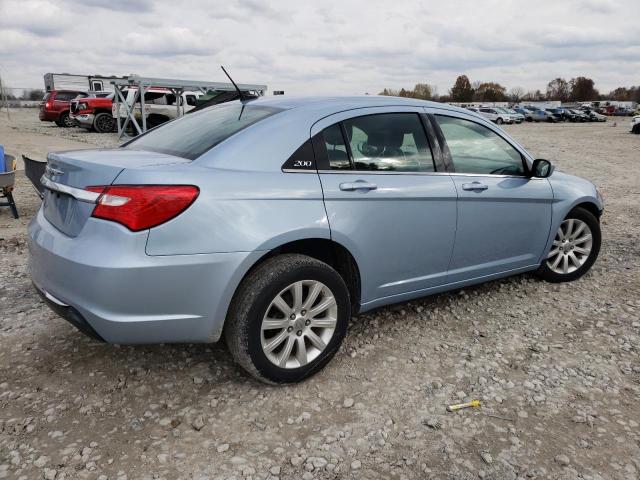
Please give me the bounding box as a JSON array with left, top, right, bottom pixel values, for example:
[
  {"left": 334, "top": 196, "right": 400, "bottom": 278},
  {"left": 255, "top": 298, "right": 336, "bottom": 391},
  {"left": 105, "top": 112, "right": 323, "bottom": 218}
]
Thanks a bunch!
[
  {"left": 70, "top": 93, "right": 116, "bottom": 133},
  {"left": 39, "top": 90, "right": 88, "bottom": 127}
]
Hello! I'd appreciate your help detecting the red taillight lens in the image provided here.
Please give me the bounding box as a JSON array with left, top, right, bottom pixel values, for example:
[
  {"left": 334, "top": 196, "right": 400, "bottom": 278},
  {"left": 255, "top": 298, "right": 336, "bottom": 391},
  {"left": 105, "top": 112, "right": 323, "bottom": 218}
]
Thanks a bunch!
[
  {"left": 87, "top": 185, "right": 199, "bottom": 231},
  {"left": 45, "top": 101, "right": 52, "bottom": 109}
]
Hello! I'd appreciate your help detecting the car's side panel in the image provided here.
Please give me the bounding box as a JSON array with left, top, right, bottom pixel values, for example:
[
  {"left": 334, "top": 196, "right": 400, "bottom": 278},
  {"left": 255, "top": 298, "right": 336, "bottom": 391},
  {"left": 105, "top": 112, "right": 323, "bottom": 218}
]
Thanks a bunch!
[
  {"left": 310, "top": 107, "right": 458, "bottom": 303},
  {"left": 427, "top": 108, "right": 554, "bottom": 281},
  {"left": 115, "top": 165, "right": 332, "bottom": 256}
]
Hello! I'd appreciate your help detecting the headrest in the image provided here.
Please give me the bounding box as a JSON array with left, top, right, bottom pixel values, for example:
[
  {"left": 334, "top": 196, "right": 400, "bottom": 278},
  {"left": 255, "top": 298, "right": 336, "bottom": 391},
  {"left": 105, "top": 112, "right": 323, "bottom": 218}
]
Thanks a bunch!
[{"left": 324, "top": 126, "right": 345, "bottom": 147}]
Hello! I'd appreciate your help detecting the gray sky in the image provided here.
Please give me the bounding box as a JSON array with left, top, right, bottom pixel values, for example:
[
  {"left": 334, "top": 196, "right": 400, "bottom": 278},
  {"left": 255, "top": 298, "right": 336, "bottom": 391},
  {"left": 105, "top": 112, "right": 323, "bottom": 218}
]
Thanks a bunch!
[{"left": 1, "top": 0, "right": 638, "bottom": 95}]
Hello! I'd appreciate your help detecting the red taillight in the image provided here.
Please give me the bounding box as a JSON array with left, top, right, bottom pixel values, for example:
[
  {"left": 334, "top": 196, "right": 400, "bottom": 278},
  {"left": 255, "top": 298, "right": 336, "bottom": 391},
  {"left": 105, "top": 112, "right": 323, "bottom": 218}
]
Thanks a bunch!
[
  {"left": 87, "top": 185, "right": 199, "bottom": 231},
  {"left": 45, "top": 101, "right": 52, "bottom": 109}
]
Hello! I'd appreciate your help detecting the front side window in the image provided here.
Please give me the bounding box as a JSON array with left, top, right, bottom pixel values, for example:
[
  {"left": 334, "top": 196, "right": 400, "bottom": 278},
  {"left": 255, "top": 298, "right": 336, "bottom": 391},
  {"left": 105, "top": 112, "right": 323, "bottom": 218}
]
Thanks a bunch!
[
  {"left": 331, "top": 113, "right": 434, "bottom": 172},
  {"left": 124, "top": 103, "right": 282, "bottom": 160},
  {"left": 435, "top": 115, "right": 526, "bottom": 175}
]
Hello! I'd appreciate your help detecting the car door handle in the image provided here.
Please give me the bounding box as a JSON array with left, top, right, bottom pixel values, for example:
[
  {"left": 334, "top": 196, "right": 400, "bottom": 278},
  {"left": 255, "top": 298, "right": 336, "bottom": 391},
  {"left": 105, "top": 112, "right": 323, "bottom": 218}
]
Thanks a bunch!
[
  {"left": 461, "top": 182, "right": 488, "bottom": 191},
  {"left": 339, "top": 181, "right": 377, "bottom": 191}
]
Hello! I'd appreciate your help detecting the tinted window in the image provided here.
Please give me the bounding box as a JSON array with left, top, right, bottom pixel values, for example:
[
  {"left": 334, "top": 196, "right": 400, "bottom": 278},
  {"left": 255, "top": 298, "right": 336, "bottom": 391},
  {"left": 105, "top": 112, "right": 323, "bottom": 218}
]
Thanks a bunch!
[
  {"left": 321, "top": 124, "right": 350, "bottom": 170},
  {"left": 56, "top": 92, "right": 83, "bottom": 101},
  {"left": 435, "top": 115, "right": 525, "bottom": 175},
  {"left": 124, "top": 103, "right": 281, "bottom": 160},
  {"left": 341, "top": 113, "right": 434, "bottom": 172}
]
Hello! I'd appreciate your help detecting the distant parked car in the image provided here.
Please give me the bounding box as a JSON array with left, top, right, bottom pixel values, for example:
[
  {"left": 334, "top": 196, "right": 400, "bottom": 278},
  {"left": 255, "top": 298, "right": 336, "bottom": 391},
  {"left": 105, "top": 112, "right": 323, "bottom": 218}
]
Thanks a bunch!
[
  {"left": 545, "top": 108, "right": 565, "bottom": 122},
  {"left": 71, "top": 93, "right": 116, "bottom": 133},
  {"left": 550, "top": 107, "right": 580, "bottom": 122},
  {"left": 496, "top": 107, "right": 524, "bottom": 123},
  {"left": 478, "top": 107, "right": 513, "bottom": 125},
  {"left": 613, "top": 107, "right": 634, "bottom": 117},
  {"left": 566, "top": 109, "right": 590, "bottom": 122},
  {"left": 39, "top": 90, "right": 88, "bottom": 127},
  {"left": 523, "top": 106, "right": 552, "bottom": 122},
  {"left": 581, "top": 108, "right": 607, "bottom": 122},
  {"left": 631, "top": 115, "right": 640, "bottom": 134},
  {"left": 512, "top": 106, "right": 535, "bottom": 122}
]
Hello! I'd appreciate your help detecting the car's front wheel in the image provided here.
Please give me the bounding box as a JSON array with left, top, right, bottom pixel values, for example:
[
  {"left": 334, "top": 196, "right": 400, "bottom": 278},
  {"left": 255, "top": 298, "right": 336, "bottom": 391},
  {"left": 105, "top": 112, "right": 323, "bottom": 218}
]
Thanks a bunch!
[
  {"left": 537, "top": 207, "right": 601, "bottom": 283},
  {"left": 225, "top": 254, "right": 350, "bottom": 384},
  {"left": 496, "top": 118, "right": 503, "bottom": 125}
]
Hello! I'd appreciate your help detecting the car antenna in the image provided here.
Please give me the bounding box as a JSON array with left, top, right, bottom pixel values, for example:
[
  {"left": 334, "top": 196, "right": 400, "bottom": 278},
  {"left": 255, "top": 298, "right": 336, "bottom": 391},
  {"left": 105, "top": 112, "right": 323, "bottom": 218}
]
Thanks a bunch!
[{"left": 221, "top": 66, "right": 245, "bottom": 102}]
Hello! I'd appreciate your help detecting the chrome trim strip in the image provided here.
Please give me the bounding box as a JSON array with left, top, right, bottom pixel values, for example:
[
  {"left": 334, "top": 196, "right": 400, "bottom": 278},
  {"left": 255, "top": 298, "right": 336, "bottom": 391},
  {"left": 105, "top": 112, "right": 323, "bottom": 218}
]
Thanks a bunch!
[
  {"left": 316, "top": 169, "right": 449, "bottom": 176},
  {"left": 281, "top": 169, "right": 317, "bottom": 174},
  {"left": 41, "top": 175, "right": 101, "bottom": 203},
  {"left": 314, "top": 170, "right": 543, "bottom": 179}
]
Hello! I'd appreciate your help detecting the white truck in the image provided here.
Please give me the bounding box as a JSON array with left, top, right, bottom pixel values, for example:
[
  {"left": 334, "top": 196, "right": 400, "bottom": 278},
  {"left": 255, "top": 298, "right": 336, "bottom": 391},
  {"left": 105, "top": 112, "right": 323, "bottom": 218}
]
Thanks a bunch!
[{"left": 112, "top": 87, "right": 203, "bottom": 129}]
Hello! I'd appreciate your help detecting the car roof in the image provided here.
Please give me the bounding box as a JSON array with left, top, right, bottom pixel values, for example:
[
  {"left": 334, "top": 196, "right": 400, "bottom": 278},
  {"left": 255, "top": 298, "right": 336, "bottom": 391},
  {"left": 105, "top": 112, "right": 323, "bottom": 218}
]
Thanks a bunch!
[{"left": 243, "top": 95, "right": 473, "bottom": 117}]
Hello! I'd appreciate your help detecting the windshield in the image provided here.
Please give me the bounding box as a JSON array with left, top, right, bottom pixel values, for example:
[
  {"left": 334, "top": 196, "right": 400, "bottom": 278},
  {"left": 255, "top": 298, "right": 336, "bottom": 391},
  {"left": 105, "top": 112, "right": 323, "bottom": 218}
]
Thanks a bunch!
[{"left": 124, "top": 103, "right": 282, "bottom": 160}]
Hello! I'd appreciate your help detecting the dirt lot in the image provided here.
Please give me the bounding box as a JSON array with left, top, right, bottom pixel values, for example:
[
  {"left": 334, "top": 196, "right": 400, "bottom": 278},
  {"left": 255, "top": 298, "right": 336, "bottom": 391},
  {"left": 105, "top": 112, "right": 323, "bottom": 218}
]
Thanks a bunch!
[{"left": 1, "top": 109, "right": 639, "bottom": 480}]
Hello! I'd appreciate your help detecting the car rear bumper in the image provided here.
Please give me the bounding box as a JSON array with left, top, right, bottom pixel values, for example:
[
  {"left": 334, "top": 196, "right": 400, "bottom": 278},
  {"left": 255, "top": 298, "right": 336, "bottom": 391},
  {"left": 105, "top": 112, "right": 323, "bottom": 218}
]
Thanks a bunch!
[
  {"left": 28, "top": 208, "right": 261, "bottom": 344},
  {"left": 70, "top": 113, "right": 94, "bottom": 128},
  {"left": 39, "top": 110, "right": 57, "bottom": 121}
]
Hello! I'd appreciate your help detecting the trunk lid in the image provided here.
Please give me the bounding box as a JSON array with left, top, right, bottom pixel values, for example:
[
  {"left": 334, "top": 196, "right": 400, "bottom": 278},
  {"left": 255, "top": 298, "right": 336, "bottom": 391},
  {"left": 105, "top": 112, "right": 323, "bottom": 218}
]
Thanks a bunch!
[{"left": 42, "top": 149, "right": 190, "bottom": 237}]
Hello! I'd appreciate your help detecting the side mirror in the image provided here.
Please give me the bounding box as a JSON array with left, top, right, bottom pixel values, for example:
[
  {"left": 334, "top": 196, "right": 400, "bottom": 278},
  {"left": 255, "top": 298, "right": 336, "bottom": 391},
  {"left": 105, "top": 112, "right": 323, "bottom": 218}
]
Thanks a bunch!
[{"left": 530, "top": 159, "right": 554, "bottom": 178}]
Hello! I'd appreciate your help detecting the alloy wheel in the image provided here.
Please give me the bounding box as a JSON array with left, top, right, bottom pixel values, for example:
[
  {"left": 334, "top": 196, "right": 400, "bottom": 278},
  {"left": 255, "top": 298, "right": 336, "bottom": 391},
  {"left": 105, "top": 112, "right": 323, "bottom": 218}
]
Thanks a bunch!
[
  {"left": 96, "top": 115, "right": 113, "bottom": 132},
  {"left": 260, "top": 280, "right": 337, "bottom": 369},
  {"left": 546, "top": 218, "right": 593, "bottom": 274}
]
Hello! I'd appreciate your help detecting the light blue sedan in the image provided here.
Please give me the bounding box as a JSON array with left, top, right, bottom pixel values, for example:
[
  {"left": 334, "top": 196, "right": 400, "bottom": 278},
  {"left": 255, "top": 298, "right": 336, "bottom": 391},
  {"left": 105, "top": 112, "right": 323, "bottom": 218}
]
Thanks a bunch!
[{"left": 29, "top": 96, "right": 603, "bottom": 383}]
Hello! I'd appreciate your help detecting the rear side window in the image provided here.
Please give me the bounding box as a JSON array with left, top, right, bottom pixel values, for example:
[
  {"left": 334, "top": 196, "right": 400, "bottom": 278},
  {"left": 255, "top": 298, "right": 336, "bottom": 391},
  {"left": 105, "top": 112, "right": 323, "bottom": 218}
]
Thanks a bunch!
[
  {"left": 342, "top": 113, "right": 434, "bottom": 172},
  {"left": 322, "top": 124, "right": 351, "bottom": 170},
  {"left": 124, "top": 103, "right": 282, "bottom": 160}
]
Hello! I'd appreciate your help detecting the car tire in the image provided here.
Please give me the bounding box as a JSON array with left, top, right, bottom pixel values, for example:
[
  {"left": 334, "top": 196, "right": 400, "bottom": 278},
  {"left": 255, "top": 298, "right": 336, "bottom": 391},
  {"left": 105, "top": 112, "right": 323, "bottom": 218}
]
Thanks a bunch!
[
  {"left": 93, "top": 113, "right": 115, "bottom": 133},
  {"left": 632, "top": 123, "right": 640, "bottom": 134},
  {"left": 58, "top": 111, "right": 72, "bottom": 128},
  {"left": 536, "top": 207, "right": 601, "bottom": 283},
  {"left": 225, "top": 254, "right": 351, "bottom": 384},
  {"left": 496, "top": 118, "right": 503, "bottom": 125}
]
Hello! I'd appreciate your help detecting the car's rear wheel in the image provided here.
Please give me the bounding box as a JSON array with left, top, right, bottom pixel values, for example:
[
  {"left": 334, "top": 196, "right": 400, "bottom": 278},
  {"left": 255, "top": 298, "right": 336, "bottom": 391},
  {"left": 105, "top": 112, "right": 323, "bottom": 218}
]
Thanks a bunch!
[
  {"left": 58, "top": 111, "right": 73, "bottom": 128},
  {"left": 225, "top": 254, "right": 350, "bottom": 384},
  {"left": 536, "top": 207, "right": 601, "bottom": 283},
  {"left": 93, "top": 112, "right": 115, "bottom": 133}
]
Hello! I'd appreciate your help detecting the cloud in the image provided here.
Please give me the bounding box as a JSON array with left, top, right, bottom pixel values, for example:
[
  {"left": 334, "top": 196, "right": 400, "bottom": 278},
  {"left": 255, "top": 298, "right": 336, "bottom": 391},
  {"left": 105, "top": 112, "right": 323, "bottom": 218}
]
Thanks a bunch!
[
  {"left": 62, "top": 0, "right": 155, "bottom": 13},
  {"left": 0, "top": 0, "right": 70, "bottom": 36},
  {"left": 0, "top": 0, "right": 638, "bottom": 96}
]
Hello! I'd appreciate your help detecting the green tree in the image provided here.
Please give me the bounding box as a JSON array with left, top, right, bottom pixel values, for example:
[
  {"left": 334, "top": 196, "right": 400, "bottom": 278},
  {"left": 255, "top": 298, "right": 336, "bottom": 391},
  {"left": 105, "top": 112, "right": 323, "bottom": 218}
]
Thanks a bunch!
[{"left": 450, "top": 75, "right": 474, "bottom": 102}]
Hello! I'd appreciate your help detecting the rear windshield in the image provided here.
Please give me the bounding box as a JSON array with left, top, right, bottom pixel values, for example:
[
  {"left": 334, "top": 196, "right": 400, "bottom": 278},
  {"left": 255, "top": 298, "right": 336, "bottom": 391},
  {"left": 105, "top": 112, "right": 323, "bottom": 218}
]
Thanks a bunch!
[{"left": 123, "top": 103, "right": 282, "bottom": 160}]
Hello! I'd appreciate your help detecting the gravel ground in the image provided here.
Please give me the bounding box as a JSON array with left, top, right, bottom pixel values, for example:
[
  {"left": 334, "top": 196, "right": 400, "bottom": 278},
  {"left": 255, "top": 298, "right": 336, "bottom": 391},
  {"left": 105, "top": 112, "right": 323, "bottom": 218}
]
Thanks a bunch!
[{"left": 1, "top": 109, "right": 639, "bottom": 480}]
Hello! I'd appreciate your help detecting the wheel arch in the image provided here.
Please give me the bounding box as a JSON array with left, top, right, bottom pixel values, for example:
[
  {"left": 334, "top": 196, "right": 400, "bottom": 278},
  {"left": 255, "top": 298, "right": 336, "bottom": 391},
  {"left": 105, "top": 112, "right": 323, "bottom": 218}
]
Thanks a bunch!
[
  {"left": 216, "top": 238, "right": 362, "bottom": 341},
  {"left": 571, "top": 200, "right": 601, "bottom": 220},
  {"left": 250, "top": 238, "right": 361, "bottom": 315}
]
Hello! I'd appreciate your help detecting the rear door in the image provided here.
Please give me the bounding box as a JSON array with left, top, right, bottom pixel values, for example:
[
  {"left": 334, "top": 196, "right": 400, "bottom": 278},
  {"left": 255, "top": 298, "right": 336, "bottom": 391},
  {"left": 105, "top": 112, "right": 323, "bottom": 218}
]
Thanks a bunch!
[
  {"left": 429, "top": 110, "right": 553, "bottom": 282},
  {"left": 312, "top": 107, "right": 457, "bottom": 305}
]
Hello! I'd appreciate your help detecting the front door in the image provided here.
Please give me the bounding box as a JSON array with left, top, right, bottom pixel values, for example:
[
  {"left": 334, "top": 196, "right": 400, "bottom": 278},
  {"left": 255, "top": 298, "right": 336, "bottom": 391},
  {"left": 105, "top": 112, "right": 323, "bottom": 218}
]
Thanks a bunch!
[
  {"left": 431, "top": 112, "right": 553, "bottom": 282},
  {"left": 312, "top": 108, "right": 458, "bottom": 305}
]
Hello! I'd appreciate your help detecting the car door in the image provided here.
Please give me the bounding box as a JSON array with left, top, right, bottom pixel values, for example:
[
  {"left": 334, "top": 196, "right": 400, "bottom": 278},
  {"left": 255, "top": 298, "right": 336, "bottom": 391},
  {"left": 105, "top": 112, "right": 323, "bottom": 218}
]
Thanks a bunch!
[
  {"left": 429, "top": 110, "right": 553, "bottom": 282},
  {"left": 312, "top": 107, "right": 457, "bottom": 306}
]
